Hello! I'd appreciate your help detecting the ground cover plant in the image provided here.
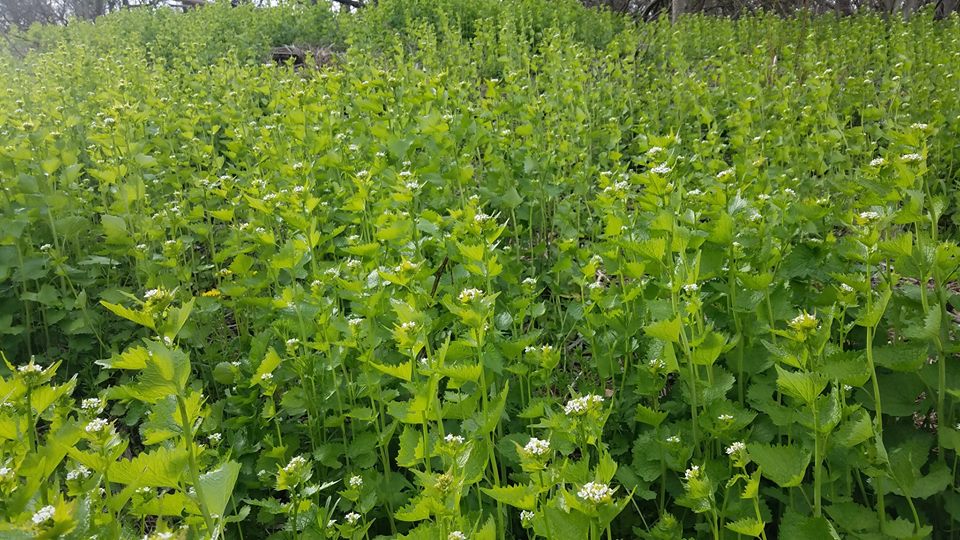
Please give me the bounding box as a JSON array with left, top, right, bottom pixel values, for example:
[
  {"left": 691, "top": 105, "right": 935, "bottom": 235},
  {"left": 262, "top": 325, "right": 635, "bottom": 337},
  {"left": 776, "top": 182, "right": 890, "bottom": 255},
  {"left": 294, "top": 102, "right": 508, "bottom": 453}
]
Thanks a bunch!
[{"left": 2, "top": 1, "right": 960, "bottom": 538}]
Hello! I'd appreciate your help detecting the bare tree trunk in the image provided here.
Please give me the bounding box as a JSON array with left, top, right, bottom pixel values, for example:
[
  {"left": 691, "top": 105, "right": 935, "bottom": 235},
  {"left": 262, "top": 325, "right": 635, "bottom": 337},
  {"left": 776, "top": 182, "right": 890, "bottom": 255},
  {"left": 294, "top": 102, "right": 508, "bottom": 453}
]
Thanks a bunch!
[
  {"left": 671, "top": 0, "right": 686, "bottom": 22},
  {"left": 901, "top": 0, "right": 918, "bottom": 18},
  {"left": 934, "top": 0, "right": 958, "bottom": 18},
  {"left": 836, "top": 0, "right": 854, "bottom": 15}
]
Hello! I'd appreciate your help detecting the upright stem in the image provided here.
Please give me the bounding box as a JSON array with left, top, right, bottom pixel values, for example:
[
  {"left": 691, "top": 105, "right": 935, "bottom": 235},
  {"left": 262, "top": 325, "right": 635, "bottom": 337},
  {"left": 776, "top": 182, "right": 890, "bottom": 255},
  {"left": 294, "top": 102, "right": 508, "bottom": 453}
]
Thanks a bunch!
[{"left": 178, "top": 394, "right": 216, "bottom": 536}]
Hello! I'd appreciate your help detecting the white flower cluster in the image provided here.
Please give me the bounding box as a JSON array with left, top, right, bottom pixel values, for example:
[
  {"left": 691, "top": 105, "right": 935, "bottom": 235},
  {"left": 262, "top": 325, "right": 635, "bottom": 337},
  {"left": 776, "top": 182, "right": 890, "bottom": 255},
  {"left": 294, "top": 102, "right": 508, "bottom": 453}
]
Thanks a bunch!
[
  {"left": 458, "top": 288, "right": 484, "bottom": 303},
  {"left": 448, "top": 532, "right": 467, "bottom": 540},
  {"left": 0, "top": 466, "right": 14, "bottom": 480},
  {"left": 717, "top": 414, "right": 734, "bottom": 422},
  {"left": 901, "top": 153, "right": 922, "bottom": 162},
  {"left": 859, "top": 211, "right": 880, "bottom": 221},
  {"left": 684, "top": 465, "right": 701, "bottom": 481},
  {"left": 345, "top": 512, "right": 361, "bottom": 525},
  {"left": 523, "top": 438, "right": 550, "bottom": 456},
  {"left": 789, "top": 312, "right": 817, "bottom": 328},
  {"left": 577, "top": 482, "right": 614, "bottom": 503},
  {"left": 682, "top": 283, "right": 699, "bottom": 293},
  {"left": 869, "top": 157, "right": 885, "bottom": 167},
  {"left": 716, "top": 168, "right": 735, "bottom": 180},
  {"left": 284, "top": 455, "right": 306, "bottom": 473},
  {"left": 32, "top": 505, "right": 55, "bottom": 525},
  {"left": 66, "top": 465, "right": 91, "bottom": 481},
  {"left": 349, "top": 475, "right": 363, "bottom": 489},
  {"left": 725, "top": 441, "right": 746, "bottom": 455},
  {"left": 444, "top": 433, "right": 465, "bottom": 445},
  {"left": 520, "top": 510, "right": 535, "bottom": 523},
  {"left": 85, "top": 418, "right": 110, "bottom": 434},
  {"left": 563, "top": 394, "right": 604, "bottom": 415},
  {"left": 651, "top": 164, "right": 672, "bottom": 175},
  {"left": 81, "top": 397, "right": 102, "bottom": 410},
  {"left": 18, "top": 363, "right": 43, "bottom": 374}
]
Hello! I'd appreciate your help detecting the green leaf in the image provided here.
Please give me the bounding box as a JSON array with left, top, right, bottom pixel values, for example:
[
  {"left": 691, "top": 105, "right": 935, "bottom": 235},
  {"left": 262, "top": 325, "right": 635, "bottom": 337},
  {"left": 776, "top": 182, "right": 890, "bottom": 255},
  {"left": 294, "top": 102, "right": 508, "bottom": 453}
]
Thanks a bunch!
[
  {"left": 100, "top": 300, "right": 155, "bottom": 330},
  {"left": 775, "top": 365, "right": 826, "bottom": 404},
  {"left": 748, "top": 443, "right": 810, "bottom": 487},
  {"left": 197, "top": 461, "right": 242, "bottom": 519},
  {"left": 368, "top": 360, "right": 412, "bottom": 382},
  {"left": 902, "top": 306, "right": 941, "bottom": 342},
  {"left": 480, "top": 484, "right": 538, "bottom": 510},
  {"left": 251, "top": 347, "right": 282, "bottom": 386},
  {"left": 645, "top": 317, "right": 681, "bottom": 343},
  {"left": 725, "top": 518, "right": 765, "bottom": 537},
  {"left": 110, "top": 446, "right": 189, "bottom": 488}
]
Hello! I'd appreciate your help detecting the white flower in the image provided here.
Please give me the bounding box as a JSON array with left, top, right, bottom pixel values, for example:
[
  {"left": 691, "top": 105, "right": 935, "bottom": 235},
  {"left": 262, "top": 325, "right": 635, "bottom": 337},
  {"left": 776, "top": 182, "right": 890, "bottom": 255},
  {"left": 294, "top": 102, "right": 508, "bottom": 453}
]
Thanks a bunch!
[
  {"left": 789, "top": 312, "right": 817, "bottom": 329},
  {"left": 844, "top": 385, "right": 853, "bottom": 392},
  {"left": 327, "top": 519, "right": 337, "bottom": 528},
  {"left": 143, "top": 288, "right": 160, "bottom": 299},
  {"left": 448, "top": 532, "right": 467, "bottom": 540},
  {"left": 684, "top": 465, "right": 701, "bottom": 480},
  {"left": 725, "top": 441, "right": 746, "bottom": 455},
  {"left": 859, "top": 211, "right": 880, "bottom": 221},
  {"left": 523, "top": 438, "right": 550, "bottom": 456},
  {"left": 522, "top": 277, "right": 537, "bottom": 286},
  {"left": 404, "top": 181, "right": 420, "bottom": 190},
  {"left": 40, "top": 243, "right": 52, "bottom": 251},
  {"left": 293, "top": 185, "right": 305, "bottom": 193},
  {"left": 400, "top": 321, "right": 417, "bottom": 331},
  {"left": 0, "top": 467, "right": 13, "bottom": 480},
  {"left": 260, "top": 372, "right": 273, "bottom": 382},
  {"left": 783, "top": 188, "right": 796, "bottom": 197},
  {"left": 349, "top": 475, "right": 363, "bottom": 489},
  {"left": 757, "top": 193, "right": 771, "bottom": 201},
  {"left": 666, "top": 435, "right": 680, "bottom": 444},
  {"left": 717, "top": 414, "right": 734, "bottom": 422},
  {"left": 208, "top": 433, "right": 222, "bottom": 444},
  {"left": 345, "top": 512, "right": 361, "bottom": 525},
  {"left": 901, "top": 153, "right": 922, "bottom": 162},
  {"left": 651, "top": 164, "right": 672, "bottom": 175},
  {"left": 840, "top": 283, "right": 855, "bottom": 293},
  {"left": 458, "top": 288, "right": 483, "bottom": 303},
  {"left": 32, "top": 505, "right": 55, "bottom": 525},
  {"left": 17, "top": 363, "right": 43, "bottom": 374},
  {"left": 911, "top": 122, "right": 928, "bottom": 130},
  {"left": 716, "top": 168, "right": 735, "bottom": 180},
  {"left": 85, "top": 418, "right": 110, "bottom": 433},
  {"left": 474, "top": 213, "right": 492, "bottom": 223},
  {"left": 399, "top": 170, "right": 413, "bottom": 177},
  {"left": 284, "top": 456, "right": 306, "bottom": 473},
  {"left": 520, "top": 510, "right": 535, "bottom": 524},
  {"left": 682, "top": 283, "right": 699, "bottom": 293},
  {"left": 686, "top": 188, "right": 702, "bottom": 196},
  {"left": 869, "top": 157, "right": 886, "bottom": 167},
  {"left": 66, "top": 465, "right": 91, "bottom": 481},
  {"left": 348, "top": 317, "right": 363, "bottom": 326},
  {"left": 577, "top": 482, "right": 614, "bottom": 503},
  {"left": 444, "top": 433, "right": 465, "bottom": 445},
  {"left": 563, "top": 394, "right": 604, "bottom": 415},
  {"left": 646, "top": 146, "right": 663, "bottom": 156},
  {"left": 286, "top": 338, "right": 300, "bottom": 347}
]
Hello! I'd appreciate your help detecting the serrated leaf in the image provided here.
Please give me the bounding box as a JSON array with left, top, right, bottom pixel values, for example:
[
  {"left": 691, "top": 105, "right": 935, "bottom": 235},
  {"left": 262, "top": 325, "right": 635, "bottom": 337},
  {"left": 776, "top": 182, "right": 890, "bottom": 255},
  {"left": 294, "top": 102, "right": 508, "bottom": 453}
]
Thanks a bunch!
[
  {"left": 645, "top": 317, "right": 681, "bottom": 343},
  {"left": 749, "top": 443, "right": 810, "bottom": 487},
  {"left": 100, "top": 300, "right": 155, "bottom": 330},
  {"left": 902, "top": 306, "right": 941, "bottom": 342},
  {"left": 725, "top": 517, "right": 765, "bottom": 537},
  {"left": 198, "top": 461, "right": 241, "bottom": 518},
  {"left": 776, "top": 365, "right": 826, "bottom": 404},
  {"left": 480, "top": 484, "right": 538, "bottom": 510}
]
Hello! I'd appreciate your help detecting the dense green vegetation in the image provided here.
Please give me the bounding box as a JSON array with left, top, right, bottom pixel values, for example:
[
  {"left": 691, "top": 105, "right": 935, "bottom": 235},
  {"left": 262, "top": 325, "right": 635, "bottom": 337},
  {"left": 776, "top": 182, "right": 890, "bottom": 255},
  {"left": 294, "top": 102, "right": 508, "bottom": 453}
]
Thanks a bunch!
[{"left": 2, "top": 1, "right": 960, "bottom": 538}]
